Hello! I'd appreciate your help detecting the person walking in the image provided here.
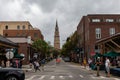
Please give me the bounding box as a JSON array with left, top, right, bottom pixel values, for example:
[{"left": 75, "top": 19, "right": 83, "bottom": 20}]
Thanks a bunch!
[
  {"left": 96, "top": 57, "right": 101, "bottom": 76},
  {"left": 83, "top": 57, "right": 87, "bottom": 68},
  {"left": 88, "top": 58, "right": 92, "bottom": 70},
  {"left": 105, "top": 57, "right": 110, "bottom": 77},
  {"left": 41, "top": 59, "right": 45, "bottom": 71},
  {"left": 34, "top": 61, "right": 40, "bottom": 72}
]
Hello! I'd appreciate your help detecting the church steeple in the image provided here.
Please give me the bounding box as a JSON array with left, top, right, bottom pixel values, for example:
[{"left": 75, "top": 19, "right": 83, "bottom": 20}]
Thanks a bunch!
[{"left": 54, "top": 20, "right": 60, "bottom": 49}]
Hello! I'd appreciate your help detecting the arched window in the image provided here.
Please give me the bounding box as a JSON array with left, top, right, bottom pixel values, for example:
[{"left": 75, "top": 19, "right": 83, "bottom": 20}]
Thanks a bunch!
[{"left": 5, "top": 25, "right": 8, "bottom": 30}]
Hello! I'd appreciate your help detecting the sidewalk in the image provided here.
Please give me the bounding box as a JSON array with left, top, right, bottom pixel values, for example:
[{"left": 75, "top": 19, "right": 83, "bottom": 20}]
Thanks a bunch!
[{"left": 70, "top": 62, "right": 119, "bottom": 78}]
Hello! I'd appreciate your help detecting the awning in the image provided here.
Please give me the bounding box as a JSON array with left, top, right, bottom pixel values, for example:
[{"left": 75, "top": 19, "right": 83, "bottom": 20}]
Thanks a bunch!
[
  {"left": 103, "top": 51, "right": 120, "bottom": 57},
  {"left": 14, "top": 54, "right": 24, "bottom": 59},
  {"left": 92, "top": 53, "right": 103, "bottom": 58}
]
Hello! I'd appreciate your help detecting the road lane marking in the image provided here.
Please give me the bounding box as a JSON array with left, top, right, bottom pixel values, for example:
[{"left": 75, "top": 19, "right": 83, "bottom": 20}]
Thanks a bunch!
[
  {"left": 50, "top": 76, "right": 55, "bottom": 79},
  {"left": 39, "top": 75, "right": 45, "bottom": 80},
  {"left": 26, "top": 75, "right": 36, "bottom": 80},
  {"left": 59, "top": 76, "right": 64, "bottom": 79},
  {"left": 100, "top": 76, "right": 105, "bottom": 79},
  {"left": 79, "top": 75, "right": 84, "bottom": 78},
  {"left": 69, "top": 75, "right": 73, "bottom": 78}
]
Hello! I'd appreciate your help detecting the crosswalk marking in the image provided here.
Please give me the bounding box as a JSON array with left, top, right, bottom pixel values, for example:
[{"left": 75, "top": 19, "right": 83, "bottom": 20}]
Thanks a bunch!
[
  {"left": 100, "top": 76, "right": 106, "bottom": 79},
  {"left": 79, "top": 75, "right": 84, "bottom": 78},
  {"left": 26, "top": 75, "right": 36, "bottom": 80},
  {"left": 69, "top": 75, "right": 73, "bottom": 78},
  {"left": 38, "top": 75, "right": 45, "bottom": 80},
  {"left": 25, "top": 74, "right": 120, "bottom": 80},
  {"left": 59, "top": 76, "right": 64, "bottom": 79},
  {"left": 50, "top": 76, "right": 55, "bottom": 79}
]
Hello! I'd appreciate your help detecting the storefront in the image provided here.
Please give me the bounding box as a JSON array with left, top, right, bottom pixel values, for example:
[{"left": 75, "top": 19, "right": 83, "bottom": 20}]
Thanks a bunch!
[{"left": 0, "top": 35, "right": 18, "bottom": 66}]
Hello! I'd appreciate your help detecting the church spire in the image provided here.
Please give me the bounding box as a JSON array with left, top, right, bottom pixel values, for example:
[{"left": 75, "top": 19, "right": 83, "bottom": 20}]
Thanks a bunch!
[{"left": 54, "top": 20, "right": 60, "bottom": 49}]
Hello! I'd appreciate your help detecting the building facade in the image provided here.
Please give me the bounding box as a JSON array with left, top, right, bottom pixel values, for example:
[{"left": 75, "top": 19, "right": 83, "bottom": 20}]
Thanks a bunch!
[
  {"left": 0, "top": 21, "right": 44, "bottom": 64},
  {"left": 77, "top": 14, "right": 120, "bottom": 60},
  {"left": 54, "top": 21, "right": 60, "bottom": 50}
]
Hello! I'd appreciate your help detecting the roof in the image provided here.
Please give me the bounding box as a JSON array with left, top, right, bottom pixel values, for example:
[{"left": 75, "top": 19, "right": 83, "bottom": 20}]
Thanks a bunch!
[
  {"left": 87, "top": 14, "right": 120, "bottom": 16},
  {"left": 96, "top": 33, "right": 120, "bottom": 44},
  {"left": 0, "top": 35, "right": 18, "bottom": 47},
  {"left": 96, "top": 33, "right": 120, "bottom": 53}
]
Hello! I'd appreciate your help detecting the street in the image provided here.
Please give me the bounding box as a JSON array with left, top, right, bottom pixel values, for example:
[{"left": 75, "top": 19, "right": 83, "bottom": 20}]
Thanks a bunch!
[{"left": 25, "top": 59, "right": 120, "bottom": 80}]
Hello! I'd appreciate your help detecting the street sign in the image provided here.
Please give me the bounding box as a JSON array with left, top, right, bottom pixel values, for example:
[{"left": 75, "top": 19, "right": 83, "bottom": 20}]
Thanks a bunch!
[
  {"left": 20, "top": 53, "right": 25, "bottom": 60},
  {"left": 6, "top": 51, "right": 14, "bottom": 59}
]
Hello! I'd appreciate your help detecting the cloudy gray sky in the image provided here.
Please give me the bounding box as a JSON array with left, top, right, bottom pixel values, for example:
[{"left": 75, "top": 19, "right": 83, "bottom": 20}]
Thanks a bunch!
[{"left": 0, "top": 0, "right": 120, "bottom": 47}]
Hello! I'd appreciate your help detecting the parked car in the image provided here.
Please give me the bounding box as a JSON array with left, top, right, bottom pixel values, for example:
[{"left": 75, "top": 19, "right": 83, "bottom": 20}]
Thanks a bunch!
[
  {"left": 0, "top": 66, "right": 25, "bottom": 80},
  {"left": 110, "top": 68, "right": 120, "bottom": 76},
  {"left": 63, "top": 57, "right": 70, "bottom": 62}
]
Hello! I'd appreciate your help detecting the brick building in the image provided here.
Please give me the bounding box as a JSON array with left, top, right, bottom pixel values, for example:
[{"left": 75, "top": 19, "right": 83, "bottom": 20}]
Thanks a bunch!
[
  {"left": 0, "top": 21, "right": 44, "bottom": 64},
  {"left": 77, "top": 14, "right": 120, "bottom": 60}
]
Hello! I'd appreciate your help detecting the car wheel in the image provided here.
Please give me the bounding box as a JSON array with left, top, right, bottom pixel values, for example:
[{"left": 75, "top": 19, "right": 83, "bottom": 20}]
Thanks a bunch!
[{"left": 6, "top": 76, "right": 18, "bottom": 80}]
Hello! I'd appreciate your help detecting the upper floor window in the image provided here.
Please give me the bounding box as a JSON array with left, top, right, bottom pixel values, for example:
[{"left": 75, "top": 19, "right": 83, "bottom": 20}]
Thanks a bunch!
[
  {"left": 17, "top": 25, "right": 20, "bottom": 30},
  {"left": 22, "top": 25, "right": 25, "bottom": 30},
  {"left": 5, "top": 25, "right": 8, "bottom": 30},
  {"left": 95, "top": 28, "right": 101, "bottom": 39},
  {"left": 109, "top": 28, "right": 115, "bottom": 36},
  {"left": 105, "top": 19, "right": 114, "bottom": 22},
  {"left": 118, "top": 19, "right": 120, "bottom": 22},
  {"left": 92, "top": 19, "right": 100, "bottom": 22}
]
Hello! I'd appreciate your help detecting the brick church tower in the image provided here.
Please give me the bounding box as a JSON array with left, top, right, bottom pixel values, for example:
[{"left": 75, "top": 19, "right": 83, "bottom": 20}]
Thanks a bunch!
[{"left": 54, "top": 20, "right": 60, "bottom": 49}]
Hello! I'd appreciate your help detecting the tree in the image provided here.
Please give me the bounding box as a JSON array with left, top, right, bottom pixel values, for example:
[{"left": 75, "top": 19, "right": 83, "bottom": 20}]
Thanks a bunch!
[
  {"left": 61, "top": 31, "right": 80, "bottom": 57},
  {"left": 32, "top": 39, "right": 50, "bottom": 59}
]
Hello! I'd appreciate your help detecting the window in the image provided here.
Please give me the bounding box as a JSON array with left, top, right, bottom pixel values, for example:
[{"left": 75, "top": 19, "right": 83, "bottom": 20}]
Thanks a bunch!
[
  {"left": 22, "top": 25, "right": 25, "bottom": 30},
  {"left": 5, "top": 25, "right": 8, "bottom": 30},
  {"left": 28, "top": 25, "right": 31, "bottom": 29},
  {"left": 106, "top": 19, "right": 114, "bottom": 22},
  {"left": 110, "top": 28, "right": 115, "bottom": 35},
  {"left": 92, "top": 19, "right": 100, "bottom": 22},
  {"left": 95, "top": 28, "right": 101, "bottom": 39},
  {"left": 95, "top": 46, "right": 100, "bottom": 53},
  {"left": 118, "top": 19, "right": 120, "bottom": 22},
  {"left": 17, "top": 25, "right": 20, "bottom": 30}
]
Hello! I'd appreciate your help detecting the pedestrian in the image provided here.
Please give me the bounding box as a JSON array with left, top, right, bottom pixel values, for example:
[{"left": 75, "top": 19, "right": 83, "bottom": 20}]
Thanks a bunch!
[
  {"left": 41, "top": 59, "right": 45, "bottom": 71},
  {"left": 15, "top": 59, "right": 19, "bottom": 68},
  {"left": 117, "top": 58, "right": 120, "bottom": 67},
  {"left": 1, "top": 60, "right": 5, "bottom": 67},
  {"left": 105, "top": 57, "right": 110, "bottom": 77},
  {"left": 34, "top": 61, "right": 40, "bottom": 72},
  {"left": 56, "top": 58, "right": 61, "bottom": 64},
  {"left": 83, "top": 57, "right": 87, "bottom": 68},
  {"left": 88, "top": 58, "right": 92, "bottom": 70},
  {"left": 29, "top": 59, "right": 33, "bottom": 68},
  {"left": 96, "top": 57, "right": 101, "bottom": 76}
]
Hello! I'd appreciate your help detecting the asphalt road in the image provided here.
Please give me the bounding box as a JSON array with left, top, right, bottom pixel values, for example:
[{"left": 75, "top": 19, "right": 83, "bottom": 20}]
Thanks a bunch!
[{"left": 25, "top": 59, "right": 120, "bottom": 80}]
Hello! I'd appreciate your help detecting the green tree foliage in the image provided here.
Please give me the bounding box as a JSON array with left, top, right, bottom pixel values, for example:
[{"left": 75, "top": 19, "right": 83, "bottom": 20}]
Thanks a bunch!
[
  {"left": 61, "top": 31, "right": 80, "bottom": 56},
  {"left": 32, "top": 39, "right": 52, "bottom": 58}
]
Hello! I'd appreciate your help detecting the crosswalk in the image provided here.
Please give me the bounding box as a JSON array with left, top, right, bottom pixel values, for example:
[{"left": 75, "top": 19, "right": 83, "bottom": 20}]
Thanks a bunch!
[
  {"left": 25, "top": 74, "right": 120, "bottom": 80},
  {"left": 25, "top": 75, "right": 83, "bottom": 80}
]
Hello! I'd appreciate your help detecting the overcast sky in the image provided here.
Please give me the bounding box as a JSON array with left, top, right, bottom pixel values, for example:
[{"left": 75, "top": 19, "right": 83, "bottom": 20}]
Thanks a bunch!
[{"left": 0, "top": 0, "right": 120, "bottom": 48}]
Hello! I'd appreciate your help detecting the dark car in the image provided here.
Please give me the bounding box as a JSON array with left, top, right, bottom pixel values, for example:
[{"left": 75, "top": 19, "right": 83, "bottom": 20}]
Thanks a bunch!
[
  {"left": 0, "top": 66, "right": 25, "bottom": 80},
  {"left": 63, "top": 57, "right": 70, "bottom": 62}
]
